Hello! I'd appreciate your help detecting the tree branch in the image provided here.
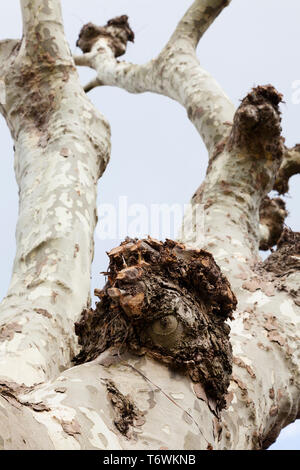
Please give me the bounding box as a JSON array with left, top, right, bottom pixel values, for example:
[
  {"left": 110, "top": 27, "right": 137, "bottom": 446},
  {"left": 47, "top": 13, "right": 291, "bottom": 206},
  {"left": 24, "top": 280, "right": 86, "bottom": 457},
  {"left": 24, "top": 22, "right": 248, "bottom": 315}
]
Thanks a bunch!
[
  {"left": 74, "top": 17, "right": 156, "bottom": 95},
  {"left": 20, "top": 0, "right": 70, "bottom": 62},
  {"left": 74, "top": 4, "right": 288, "bottom": 268},
  {"left": 75, "top": 1, "right": 234, "bottom": 155},
  {"left": 83, "top": 77, "right": 101, "bottom": 93},
  {"left": 0, "top": 1, "right": 298, "bottom": 450},
  {"left": 156, "top": 0, "right": 234, "bottom": 154},
  {"left": 168, "top": 0, "right": 231, "bottom": 48},
  {"left": 274, "top": 144, "right": 300, "bottom": 194},
  {"left": 0, "top": 0, "right": 111, "bottom": 386},
  {"left": 180, "top": 85, "right": 284, "bottom": 276}
]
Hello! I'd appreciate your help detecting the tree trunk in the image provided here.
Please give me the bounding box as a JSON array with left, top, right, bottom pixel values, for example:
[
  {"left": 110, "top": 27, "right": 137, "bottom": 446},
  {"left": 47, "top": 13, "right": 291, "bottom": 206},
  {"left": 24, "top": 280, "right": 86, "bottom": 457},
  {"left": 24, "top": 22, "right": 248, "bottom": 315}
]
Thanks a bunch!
[{"left": 0, "top": 0, "right": 299, "bottom": 450}]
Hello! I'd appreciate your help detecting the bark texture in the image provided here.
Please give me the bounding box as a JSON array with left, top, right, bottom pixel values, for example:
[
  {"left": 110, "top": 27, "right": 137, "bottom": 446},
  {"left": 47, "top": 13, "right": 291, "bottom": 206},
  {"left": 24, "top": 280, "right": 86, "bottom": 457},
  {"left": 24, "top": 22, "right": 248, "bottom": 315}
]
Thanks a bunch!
[
  {"left": 0, "top": 0, "right": 299, "bottom": 451},
  {"left": 74, "top": 237, "right": 236, "bottom": 411},
  {"left": 274, "top": 145, "right": 300, "bottom": 195},
  {"left": 259, "top": 196, "right": 287, "bottom": 251},
  {"left": 0, "top": 0, "right": 111, "bottom": 386}
]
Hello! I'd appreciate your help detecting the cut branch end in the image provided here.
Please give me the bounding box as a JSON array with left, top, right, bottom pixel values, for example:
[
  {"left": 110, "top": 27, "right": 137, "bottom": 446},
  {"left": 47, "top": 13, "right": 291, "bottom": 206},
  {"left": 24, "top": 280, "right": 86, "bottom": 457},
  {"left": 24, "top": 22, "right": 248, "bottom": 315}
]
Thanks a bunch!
[
  {"left": 76, "top": 16, "right": 134, "bottom": 56},
  {"left": 228, "top": 84, "right": 284, "bottom": 161}
]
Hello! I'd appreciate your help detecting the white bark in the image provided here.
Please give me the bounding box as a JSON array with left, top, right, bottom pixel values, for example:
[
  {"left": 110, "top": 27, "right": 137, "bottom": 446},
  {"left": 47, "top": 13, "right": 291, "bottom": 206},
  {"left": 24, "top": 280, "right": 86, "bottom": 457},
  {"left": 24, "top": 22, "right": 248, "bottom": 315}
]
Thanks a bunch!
[
  {"left": 0, "top": 0, "right": 299, "bottom": 451},
  {"left": 0, "top": 0, "right": 110, "bottom": 386}
]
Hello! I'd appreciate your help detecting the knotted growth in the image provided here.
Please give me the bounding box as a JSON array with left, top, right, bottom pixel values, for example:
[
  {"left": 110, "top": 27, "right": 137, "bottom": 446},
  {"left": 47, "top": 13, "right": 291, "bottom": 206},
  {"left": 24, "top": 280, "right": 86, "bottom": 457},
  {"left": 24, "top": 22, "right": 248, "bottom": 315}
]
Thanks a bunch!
[
  {"left": 228, "top": 84, "right": 284, "bottom": 161},
  {"left": 76, "top": 15, "right": 134, "bottom": 56},
  {"left": 74, "top": 238, "right": 237, "bottom": 410}
]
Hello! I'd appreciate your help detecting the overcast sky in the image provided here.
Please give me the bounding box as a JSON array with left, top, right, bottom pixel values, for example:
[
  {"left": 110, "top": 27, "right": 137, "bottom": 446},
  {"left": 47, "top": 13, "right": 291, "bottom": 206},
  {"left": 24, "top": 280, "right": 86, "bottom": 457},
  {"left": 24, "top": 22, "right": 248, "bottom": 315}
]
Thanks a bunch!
[{"left": 0, "top": 0, "right": 299, "bottom": 450}]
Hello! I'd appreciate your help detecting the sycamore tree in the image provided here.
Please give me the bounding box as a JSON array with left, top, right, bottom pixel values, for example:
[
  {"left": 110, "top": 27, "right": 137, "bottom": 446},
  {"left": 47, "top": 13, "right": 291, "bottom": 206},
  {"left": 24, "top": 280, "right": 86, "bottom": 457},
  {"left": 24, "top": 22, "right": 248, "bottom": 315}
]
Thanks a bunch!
[{"left": 0, "top": 0, "right": 299, "bottom": 450}]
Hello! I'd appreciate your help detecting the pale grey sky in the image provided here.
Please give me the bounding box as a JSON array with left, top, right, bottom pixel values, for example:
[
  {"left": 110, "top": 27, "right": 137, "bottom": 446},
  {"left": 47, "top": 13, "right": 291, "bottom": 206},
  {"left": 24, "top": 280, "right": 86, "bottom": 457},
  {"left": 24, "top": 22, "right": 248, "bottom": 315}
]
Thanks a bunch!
[{"left": 0, "top": 0, "right": 299, "bottom": 450}]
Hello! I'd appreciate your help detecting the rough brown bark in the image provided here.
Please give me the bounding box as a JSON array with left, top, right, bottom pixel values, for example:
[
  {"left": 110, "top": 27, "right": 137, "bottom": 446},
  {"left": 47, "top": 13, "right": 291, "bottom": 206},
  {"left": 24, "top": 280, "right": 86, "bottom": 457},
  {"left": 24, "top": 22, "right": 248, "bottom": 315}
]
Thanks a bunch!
[
  {"left": 75, "top": 237, "right": 237, "bottom": 411},
  {"left": 77, "top": 16, "right": 134, "bottom": 56},
  {"left": 263, "top": 229, "right": 300, "bottom": 280}
]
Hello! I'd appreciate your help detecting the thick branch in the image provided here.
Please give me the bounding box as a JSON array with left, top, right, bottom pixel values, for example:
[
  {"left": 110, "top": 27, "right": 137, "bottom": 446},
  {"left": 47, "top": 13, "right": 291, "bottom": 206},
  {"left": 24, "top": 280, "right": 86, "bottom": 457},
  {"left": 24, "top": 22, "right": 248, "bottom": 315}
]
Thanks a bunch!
[
  {"left": 20, "top": 0, "right": 70, "bottom": 61},
  {"left": 0, "top": 0, "right": 111, "bottom": 385},
  {"left": 180, "top": 85, "right": 284, "bottom": 275},
  {"left": 168, "top": 0, "right": 231, "bottom": 49},
  {"left": 274, "top": 144, "right": 300, "bottom": 194},
  {"left": 0, "top": 0, "right": 298, "bottom": 451},
  {"left": 21, "top": 0, "right": 62, "bottom": 32},
  {"left": 74, "top": 41, "right": 155, "bottom": 95}
]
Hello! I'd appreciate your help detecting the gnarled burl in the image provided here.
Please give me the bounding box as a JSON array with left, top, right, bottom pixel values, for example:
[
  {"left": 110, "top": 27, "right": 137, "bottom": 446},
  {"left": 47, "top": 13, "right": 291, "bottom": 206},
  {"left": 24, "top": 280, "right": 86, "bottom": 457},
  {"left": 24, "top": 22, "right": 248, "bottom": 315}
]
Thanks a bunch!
[
  {"left": 74, "top": 238, "right": 237, "bottom": 411},
  {"left": 76, "top": 15, "right": 134, "bottom": 56}
]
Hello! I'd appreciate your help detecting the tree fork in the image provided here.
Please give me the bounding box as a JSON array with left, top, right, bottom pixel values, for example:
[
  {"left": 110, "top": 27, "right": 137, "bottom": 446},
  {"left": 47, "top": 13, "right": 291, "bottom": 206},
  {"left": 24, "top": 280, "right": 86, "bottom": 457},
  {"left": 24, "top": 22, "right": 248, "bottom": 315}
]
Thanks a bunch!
[{"left": 0, "top": 0, "right": 298, "bottom": 451}]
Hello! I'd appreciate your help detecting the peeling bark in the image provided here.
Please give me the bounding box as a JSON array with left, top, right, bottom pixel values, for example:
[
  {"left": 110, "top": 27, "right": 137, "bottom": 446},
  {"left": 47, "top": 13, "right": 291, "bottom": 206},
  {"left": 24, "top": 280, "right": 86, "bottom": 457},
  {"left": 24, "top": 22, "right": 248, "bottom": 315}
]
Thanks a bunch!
[
  {"left": 74, "top": 238, "right": 236, "bottom": 411},
  {"left": 103, "top": 379, "right": 145, "bottom": 439},
  {"left": 263, "top": 229, "right": 300, "bottom": 281}
]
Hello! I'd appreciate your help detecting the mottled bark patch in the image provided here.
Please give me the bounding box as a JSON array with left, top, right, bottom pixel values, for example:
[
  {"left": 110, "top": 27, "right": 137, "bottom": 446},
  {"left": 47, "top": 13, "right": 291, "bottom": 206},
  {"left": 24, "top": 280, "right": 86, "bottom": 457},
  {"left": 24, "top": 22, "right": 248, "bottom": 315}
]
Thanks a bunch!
[
  {"left": 0, "top": 380, "right": 36, "bottom": 409},
  {"left": 7, "top": 36, "right": 75, "bottom": 134},
  {"left": 0, "top": 322, "right": 22, "bottom": 341},
  {"left": 103, "top": 379, "right": 145, "bottom": 439},
  {"left": 74, "top": 238, "right": 237, "bottom": 410},
  {"left": 15, "top": 65, "right": 56, "bottom": 131},
  {"left": 77, "top": 16, "right": 134, "bottom": 56},
  {"left": 22, "top": 401, "right": 51, "bottom": 412},
  {"left": 34, "top": 308, "right": 52, "bottom": 319},
  {"left": 0, "top": 380, "right": 22, "bottom": 402},
  {"left": 233, "top": 357, "right": 256, "bottom": 379},
  {"left": 210, "top": 136, "right": 228, "bottom": 161},
  {"left": 61, "top": 419, "right": 81, "bottom": 437}
]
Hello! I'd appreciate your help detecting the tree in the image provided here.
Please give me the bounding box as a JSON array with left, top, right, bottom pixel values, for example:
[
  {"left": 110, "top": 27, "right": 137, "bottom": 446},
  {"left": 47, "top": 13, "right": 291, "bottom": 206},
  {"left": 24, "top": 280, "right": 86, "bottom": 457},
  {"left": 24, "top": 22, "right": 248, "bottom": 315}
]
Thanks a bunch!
[{"left": 0, "top": 0, "right": 299, "bottom": 450}]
